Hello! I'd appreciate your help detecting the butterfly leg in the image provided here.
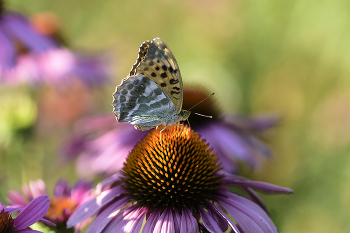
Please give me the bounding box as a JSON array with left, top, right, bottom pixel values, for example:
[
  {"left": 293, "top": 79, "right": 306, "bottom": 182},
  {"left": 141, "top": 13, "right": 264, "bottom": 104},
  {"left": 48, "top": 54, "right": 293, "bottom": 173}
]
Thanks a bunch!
[{"left": 134, "top": 125, "right": 155, "bottom": 131}]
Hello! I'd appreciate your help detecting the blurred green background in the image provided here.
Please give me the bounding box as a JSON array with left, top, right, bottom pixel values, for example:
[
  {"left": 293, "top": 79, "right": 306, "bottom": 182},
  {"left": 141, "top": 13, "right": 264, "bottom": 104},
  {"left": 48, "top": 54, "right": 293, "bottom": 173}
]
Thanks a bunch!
[{"left": 1, "top": 0, "right": 350, "bottom": 232}]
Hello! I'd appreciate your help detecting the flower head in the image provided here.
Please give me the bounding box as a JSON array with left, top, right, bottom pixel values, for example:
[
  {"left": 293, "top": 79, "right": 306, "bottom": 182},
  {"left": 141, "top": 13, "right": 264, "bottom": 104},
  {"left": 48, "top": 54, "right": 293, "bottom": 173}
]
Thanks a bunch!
[
  {"left": 7, "top": 179, "right": 93, "bottom": 232},
  {"left": 67, "top": 126, "right": 292, "bottom": 232},
  {"left": 0, "top": 195, "right": 52, "bottom": 233}
]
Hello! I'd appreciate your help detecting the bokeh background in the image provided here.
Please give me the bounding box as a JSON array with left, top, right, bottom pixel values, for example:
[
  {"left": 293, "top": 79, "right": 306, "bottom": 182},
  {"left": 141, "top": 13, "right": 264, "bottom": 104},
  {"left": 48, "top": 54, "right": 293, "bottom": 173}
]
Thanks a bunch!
[{"left": 1, "top": 0, "right": 350, "bottom": 232}]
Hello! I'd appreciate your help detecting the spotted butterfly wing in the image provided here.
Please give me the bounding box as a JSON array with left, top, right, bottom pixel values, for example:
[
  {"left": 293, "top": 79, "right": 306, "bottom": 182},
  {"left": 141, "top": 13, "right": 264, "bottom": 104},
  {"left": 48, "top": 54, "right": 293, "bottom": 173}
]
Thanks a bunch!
[
  {"left": 112, "top": 38, "right": 190, "bottom": 131},
  {"left": 129, "top": 38, "right": 183, "bottom": 113}
]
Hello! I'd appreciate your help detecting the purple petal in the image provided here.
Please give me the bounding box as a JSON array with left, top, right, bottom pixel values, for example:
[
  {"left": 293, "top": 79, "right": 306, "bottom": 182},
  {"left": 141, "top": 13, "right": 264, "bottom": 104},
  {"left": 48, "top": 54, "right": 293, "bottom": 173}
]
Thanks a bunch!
[
  {"left": 67, "top": 187, "right": 125, "bottom": 228},
  {"left": 54, "top": 179, "right": 70, "bottom": 197},
  {"left": 71, "top": 180, "right": 93, "bottom": 205},
  {"left": 15, "top": 229, "right": 42, "bottom": 233},
  {"left": 206, "top": 202, "right": 228, "bottom": 232},
  {"left": 172, "top": 209, "right": 181, "bottom": 233},
  {"left": 223, "top": 114, "right": 279, "bottom": 132},
  {"left": 197, "top": 126, "right": 238, "bottom": 173},
  {"left": 96, "top": 173, "right": 123, "bottom": 194},
  {"left": 0, "top": 27, "right": 16, "bottom": 68},
  {"left": 6, "top": 190, "right": 28, "bottom": 207},
  {"left": 220, "top": 172, "right": 293, "bottom": 194},
  {"left": 203, "top": 123, "right": 257, "bottom": 167},
  {"left": 180, "top": 207, "right": 199, "bottom": 233},
  {"left": 143, "top": 208, "right": 161, "bottom": 232},
  {"left": 4, "top": 206, "right": 24, "bottom": 214},
  {"left": 243, "top": 187, "right": 270, "bottom": 215},
  {"left": 205, "top": 201, "right": 240, "bottom": 233},
  {"left": 153, "top": 207, "right": 175, "bottom": 233},
  {"left": 38, "top": 218, "right": 56, "bottom": 227},
  {"left": 216, "top": 191, "right": 277, "bottom": 233},
  {"left": 86, "top": 196, "right": 130, "bottom": 233},
  {"left": 197, "top": 205, "right": 223, "bottom": 233},
  {"left": 2, "top": 12, "right": 57, "bottom": 52},
  {"left": 14, "top": 195, "right": 50, "bottom": 230},
  {"left": 101, "top": 205, "right": 147, "bottom": 233}
]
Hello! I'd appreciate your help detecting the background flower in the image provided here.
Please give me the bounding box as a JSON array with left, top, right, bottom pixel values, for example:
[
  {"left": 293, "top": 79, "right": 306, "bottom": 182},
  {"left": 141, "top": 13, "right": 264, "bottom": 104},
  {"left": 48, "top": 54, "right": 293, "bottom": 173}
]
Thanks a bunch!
[{"left": 7, "top": 179, "right": 93, "bottom": 232}]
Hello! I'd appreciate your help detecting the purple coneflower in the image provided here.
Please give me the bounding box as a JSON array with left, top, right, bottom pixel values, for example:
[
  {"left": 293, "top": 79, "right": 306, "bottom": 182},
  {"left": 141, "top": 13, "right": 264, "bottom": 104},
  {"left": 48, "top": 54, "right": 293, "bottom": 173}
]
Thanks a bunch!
[
  {"left": 7, "top": 179, "right": 93, "bottom": 232},
  {"left": 63, "top": 87, "right": 277, "bottom": 177},
  {"left": 0, "top": 3, "right": 110, "bottom": 87},
  {"left": 0, "top": 195, "right": 53, "bottom": 233},
  {"left": 67, "top": 126, "right": 292, "bottom": 232}
]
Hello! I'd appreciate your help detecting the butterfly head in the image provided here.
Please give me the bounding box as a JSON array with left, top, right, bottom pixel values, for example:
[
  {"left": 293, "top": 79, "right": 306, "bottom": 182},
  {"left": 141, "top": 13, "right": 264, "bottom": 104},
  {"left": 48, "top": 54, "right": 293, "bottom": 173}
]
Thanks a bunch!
[{"left": 179, "top": 109, "right": 191, "bottom": 121}]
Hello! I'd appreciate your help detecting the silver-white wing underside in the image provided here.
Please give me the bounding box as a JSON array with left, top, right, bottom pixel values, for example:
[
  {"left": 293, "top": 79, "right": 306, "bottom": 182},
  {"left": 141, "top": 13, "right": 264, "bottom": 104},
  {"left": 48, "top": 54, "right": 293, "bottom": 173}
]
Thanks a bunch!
[{"left": 112, "top": 74, "right": 176, "bottom": 127}]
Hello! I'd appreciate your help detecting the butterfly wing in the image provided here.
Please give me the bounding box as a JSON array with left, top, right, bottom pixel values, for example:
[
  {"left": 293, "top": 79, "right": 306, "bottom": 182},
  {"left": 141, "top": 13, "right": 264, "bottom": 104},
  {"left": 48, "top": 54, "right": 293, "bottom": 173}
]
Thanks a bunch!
[
  {"left": 130, "top": 38, "right": 183, "bottom": 114},
  {"left": 112, "top": 74, "right": 176, "bottom": 127}
]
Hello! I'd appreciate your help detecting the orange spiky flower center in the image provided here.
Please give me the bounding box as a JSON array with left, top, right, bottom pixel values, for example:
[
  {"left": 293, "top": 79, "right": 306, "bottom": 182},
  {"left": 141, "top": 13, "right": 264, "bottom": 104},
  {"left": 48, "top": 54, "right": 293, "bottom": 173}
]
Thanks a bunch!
[
  {"left": 0, "top": 209, "right": 15, "bottom": 233},
  {"left": 45, "top": 197, "right": 76, "bottom": 219},
  {"left": 121, "top": 125, "right": 223, "bottom": 212}
]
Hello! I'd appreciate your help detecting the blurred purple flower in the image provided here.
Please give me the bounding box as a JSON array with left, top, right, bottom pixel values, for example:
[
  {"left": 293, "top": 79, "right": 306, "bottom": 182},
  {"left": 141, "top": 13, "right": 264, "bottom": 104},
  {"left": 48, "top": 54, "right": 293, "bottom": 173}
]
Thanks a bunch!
[
  {"left": 66, "top": 126, "right": 292, "bottom": 233},
  {"left": 0, "top": 9, "right": 110, "bottom": 87},
  {"left": 7, "top": 179, "right": 93, "bottom": 232},
  {"left": 0, "top": 195, "right": 54, "bottom": 233},
  {"left": 62, "top": 87, "right": 277, "bottom": 177},
  {"left": 62, "top": 114, "right": 147, "bottom": 177}
]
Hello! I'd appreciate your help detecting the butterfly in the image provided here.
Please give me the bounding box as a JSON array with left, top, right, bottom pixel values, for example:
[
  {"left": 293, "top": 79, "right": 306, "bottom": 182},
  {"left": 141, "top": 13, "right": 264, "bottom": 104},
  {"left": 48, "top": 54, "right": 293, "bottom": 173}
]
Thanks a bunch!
[{"left": 112, "top": 38, "right": 191, "bottom": 132}]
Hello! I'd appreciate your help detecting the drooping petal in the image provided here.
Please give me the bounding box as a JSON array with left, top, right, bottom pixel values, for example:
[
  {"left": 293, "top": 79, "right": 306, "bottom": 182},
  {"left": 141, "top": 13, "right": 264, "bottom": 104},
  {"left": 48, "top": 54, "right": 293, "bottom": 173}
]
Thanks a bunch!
[
  {"left": 101, "top": 205, "right": 146, "bottom": 233},
  {"left": 153, "top": 207, "right": 175, "bottom": 233},
  {"left": 197, "top": 205, "right": 223, "bottom": 233},
  {"left": 38, "top": 218, "right": 56, "bottom": 226},
  {"left": 67, "top": 187, "right": 124, "bottom": 228},
  {"left": 224, "top": 114, "right": 279, "bottom": 132},
  {"left": 86, "top": 196, "right": 129, "bottom": 233},
  {"left": 205, "top": 201, "right": 240, "bottom": 233},
  {"left": 180, "top": 207, "right": 199, "bottom": 233},
  {"left": 220, "top": 171, "right": 293, "bottom": 194},
  {"left": 216, "top": 192, "right": 278, "bottom": 233},
  {"left": 14, "top": 195, "right": 50, "bottom": 230},
  {"left": 143, "top": 208, "right": 161, "bottom": 232},
  {"left": 243, "top": 187, "right": 270, "bottom": 215},
  {"left": 205, "top": 201, "right": 229, "bottom": 232},
  {"left": 206, "top": 123, "right": 257, "bottom": 167}
]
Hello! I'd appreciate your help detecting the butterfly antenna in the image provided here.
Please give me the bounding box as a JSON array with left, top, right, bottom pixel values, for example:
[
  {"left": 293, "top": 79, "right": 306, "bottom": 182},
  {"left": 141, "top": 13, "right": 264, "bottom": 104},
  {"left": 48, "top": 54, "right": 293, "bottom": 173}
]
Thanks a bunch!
[
  {"left": 188, "top": 93, "right": 215, "bottom": 111},
  {"left": 194, "top": 113, "right": 212, "bottom": 118}
]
